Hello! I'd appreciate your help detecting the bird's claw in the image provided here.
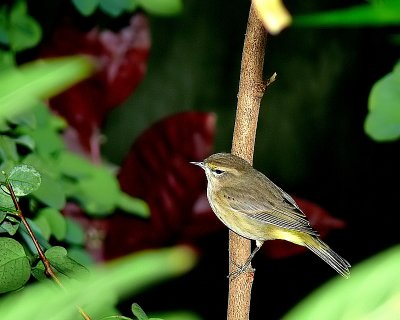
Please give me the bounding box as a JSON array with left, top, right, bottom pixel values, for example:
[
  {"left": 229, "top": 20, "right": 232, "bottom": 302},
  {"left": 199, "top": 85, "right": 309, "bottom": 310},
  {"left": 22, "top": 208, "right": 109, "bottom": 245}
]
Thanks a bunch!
[{"left": 227, "top": 264, "right": 255, "bottom": 280}]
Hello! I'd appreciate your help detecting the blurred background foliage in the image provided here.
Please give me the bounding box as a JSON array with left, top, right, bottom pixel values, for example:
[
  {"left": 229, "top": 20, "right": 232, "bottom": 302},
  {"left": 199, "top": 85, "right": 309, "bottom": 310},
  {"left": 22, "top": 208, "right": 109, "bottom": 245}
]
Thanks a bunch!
[{"left": 0, "top": 0, "right": 399, "bottom": 319}]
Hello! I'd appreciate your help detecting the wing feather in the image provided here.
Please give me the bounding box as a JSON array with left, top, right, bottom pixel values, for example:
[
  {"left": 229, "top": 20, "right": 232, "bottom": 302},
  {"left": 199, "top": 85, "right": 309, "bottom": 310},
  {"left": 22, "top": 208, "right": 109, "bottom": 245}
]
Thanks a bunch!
[{"left": 222, "top": 172, "right": 318, "bottom": 236}]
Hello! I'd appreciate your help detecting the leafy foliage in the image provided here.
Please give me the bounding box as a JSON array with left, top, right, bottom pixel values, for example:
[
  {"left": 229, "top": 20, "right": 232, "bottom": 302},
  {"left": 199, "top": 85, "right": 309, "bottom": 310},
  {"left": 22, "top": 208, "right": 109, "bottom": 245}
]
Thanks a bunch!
[
  {"left": 32, "top": 246, "right": 89, "bottom": 281},
  {"left": 293, "top": 0, "right": 400, "bottom": 27},
  {"left": 0, "top": 40, "right": 148, "bottom": 299},
  {"left": 7, "top": 164, "right": 41, "bottom": 196},
  {"left": 0, "top": 1, "right": 201, "bottom": 319},
  {"left": 0, "top": 246, "right": 197, "bottom": 320},
  {"left": 284, "top": 245, "right": 400, "bottom": 319},
  {"left": 0, "top": 102, "right": 150, "bottom": 291},
  {"left": 71, "top": 0, "right": 183, "bottom": 17},
  {"left": 0, "top": 237, "right": 31, "bottom": 293},
  {"left": 0, "top": 1, "right": 41, "bottom": 52},
  {"left": 0, "top": 56, "right": 94, "bottom": 122},
  {"left": 0, "top": 103, "right": 149, "bottom": 220},
  {"left": 34, "top": 208, "right": 66, "bottom": 241},
  {"left": 365, "top": 59, "right": 400, "bottom": 141}
]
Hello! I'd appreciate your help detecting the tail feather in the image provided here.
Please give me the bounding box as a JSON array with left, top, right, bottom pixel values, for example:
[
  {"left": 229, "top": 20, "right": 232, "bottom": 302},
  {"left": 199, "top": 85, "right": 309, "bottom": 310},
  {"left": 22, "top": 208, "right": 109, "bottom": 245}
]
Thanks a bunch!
[{"left": 305, "top": 237, "right": 351, "bottom": 278}]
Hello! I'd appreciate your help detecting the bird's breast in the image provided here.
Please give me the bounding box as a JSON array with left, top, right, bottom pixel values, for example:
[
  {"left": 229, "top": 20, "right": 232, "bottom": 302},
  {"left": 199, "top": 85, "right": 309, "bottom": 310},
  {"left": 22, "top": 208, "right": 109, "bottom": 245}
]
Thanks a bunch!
[{"left": 206, "top": 185, "right": 278, "bottom": 241}]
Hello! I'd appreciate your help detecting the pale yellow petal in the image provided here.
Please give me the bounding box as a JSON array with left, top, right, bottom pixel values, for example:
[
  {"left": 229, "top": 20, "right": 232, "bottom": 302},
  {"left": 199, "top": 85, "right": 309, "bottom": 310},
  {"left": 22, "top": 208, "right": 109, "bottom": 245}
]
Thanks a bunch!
[{"left": 253, "top": 0, "right": 292, "bottom": 34}]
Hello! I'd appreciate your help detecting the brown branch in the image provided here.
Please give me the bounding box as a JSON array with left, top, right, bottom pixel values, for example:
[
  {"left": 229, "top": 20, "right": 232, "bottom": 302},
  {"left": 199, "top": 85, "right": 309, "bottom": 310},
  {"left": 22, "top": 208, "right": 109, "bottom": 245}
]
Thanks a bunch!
[
  {"left": 5, "top": 182, "right": 91, "bottom": 320},
  {"left": 228, "top": 3, "right": 268, "bottom": 320}
]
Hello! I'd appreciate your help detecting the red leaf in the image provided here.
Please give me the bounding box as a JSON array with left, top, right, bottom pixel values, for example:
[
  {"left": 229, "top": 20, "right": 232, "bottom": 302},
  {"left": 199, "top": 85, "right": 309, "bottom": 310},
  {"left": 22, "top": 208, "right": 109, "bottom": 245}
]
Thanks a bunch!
[
  {"left": 103, "top": 111, "right": 219, "bottom": 259},
  {"left": 263, "top": 196, "right": 347, "bottom": 259},
  {"left": 41, "top": 14, "right": 151, "bottom": 159}
]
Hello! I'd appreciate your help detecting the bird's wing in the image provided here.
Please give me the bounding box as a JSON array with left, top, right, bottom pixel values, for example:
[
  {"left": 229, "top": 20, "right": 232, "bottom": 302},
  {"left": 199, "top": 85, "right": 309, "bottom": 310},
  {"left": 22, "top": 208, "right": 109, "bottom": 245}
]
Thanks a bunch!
[{"left": 223, "top": 182, "right": 319, "bottom": 236}]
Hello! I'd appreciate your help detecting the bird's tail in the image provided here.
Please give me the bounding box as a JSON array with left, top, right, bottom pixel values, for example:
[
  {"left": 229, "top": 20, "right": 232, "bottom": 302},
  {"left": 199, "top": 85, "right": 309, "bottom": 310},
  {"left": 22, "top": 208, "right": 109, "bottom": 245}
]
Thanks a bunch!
[{"left": 305, "top": 236, "right": 351, "bottom": 278}]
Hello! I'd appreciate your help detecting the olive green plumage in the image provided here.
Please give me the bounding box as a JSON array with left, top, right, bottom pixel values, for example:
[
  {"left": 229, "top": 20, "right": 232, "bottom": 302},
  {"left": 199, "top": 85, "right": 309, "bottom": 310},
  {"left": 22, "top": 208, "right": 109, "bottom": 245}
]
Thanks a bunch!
[{"left": 192, "top": 153, "right": 350, "bottom": 278}]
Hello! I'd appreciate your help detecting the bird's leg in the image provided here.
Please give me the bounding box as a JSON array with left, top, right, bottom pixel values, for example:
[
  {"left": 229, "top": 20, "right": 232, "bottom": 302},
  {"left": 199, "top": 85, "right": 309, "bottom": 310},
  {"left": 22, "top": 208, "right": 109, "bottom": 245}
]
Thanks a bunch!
[{"left": 228, "top": 241, "right": 263, "bottom": 279}]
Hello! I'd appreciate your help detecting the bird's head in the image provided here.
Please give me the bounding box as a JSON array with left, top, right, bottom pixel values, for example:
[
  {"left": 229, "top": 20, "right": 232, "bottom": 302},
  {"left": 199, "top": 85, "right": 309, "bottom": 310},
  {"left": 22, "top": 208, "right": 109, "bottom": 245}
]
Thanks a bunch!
[{"left": 191, "top": 153, "right": 252, "bottom": 187}]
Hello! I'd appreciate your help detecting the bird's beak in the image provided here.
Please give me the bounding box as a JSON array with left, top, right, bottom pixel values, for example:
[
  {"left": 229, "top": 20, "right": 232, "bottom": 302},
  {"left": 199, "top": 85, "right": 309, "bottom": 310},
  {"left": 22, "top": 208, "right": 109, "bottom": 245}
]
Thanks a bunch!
[{"left": 190, "top": 161, "right": 205, "bottom": 169}]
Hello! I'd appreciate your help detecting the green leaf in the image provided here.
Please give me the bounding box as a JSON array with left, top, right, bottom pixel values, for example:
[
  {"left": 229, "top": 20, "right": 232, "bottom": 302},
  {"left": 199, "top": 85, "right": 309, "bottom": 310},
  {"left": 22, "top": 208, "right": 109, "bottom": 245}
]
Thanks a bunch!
[
  {"left": 9, "top": 1, "right": 42, "bottom": 52},
  {"left": 149, "top": 311, "right": 201, "bottom": 320},
  {"left": 132, "top": 303, "right": 149, "bottom": 320},
  {"left": 7, "top": 109, "right": 37, "bottom": 128},
  {"left": 125, "top": 0, "right": 139, "bottom": 11},
  {"left": 22, "top": 152, "right": 59, "bottom": 180},
  {"left": 66, "top": 247, "right": 94, "bottom": 266},
  {"left": 33, "top": 212, "right": 51, "bottom": 240},
  {"left": 0, "top": 160, "right": 16, "bottom": 174},
  {"left": 0, "top": 237, "right": 31, "bottom": 293},
  {"left": 0, "top": 135, "right": 19, "bottom": 162},
  {"left": 32, "top": 173, "right": 66, "bottom": 209},
  {"left": 19, "top": 218, "right": 51, "bottom": 253},
  {"left": 30, "top": 126, "right": 65, "bottom": 157},
  {"left": 36, "top": 207, "right": 67, "bottom": 241},
  {"left": 13, "top": 135, "right": 35, "bottom": 150},
  {"left": 58, "top": 152, "right": 120, "bottom": 216},
  {"left": 64, "top": 217, "right": 85, "bottom": 245},
  {"left": 72, "top": 0, "right": 99, "bottom": 16},
  {"left": 0, "top": 215, "right": 20, "bottom": 235},
  {"left": 294, "top": 1, "right": 400, "bottom": 27},
  {"left": 76, "top": 170, "right": 120, "bottom": 215},
  {"left": 117, "top": 192, "right": 150, "bottom": 218},
  {"left": 49, "top": 113, "right": 67, "bottom": 131},
  {"left": 8, "top": 164, "right": 41, "bottom": 196},
  {"left": 0, "top": 119, "right": 10, "bottom": 132},
  {"left": 0, "top": 9, "right": 9, "bottom": 46},
  {"left": 0, "top": 49, "right": 15, "bottom": 71},
  {"left": 76, "top": 173, "right": 119, "bottom": 215},
  {"left": 0, "top": 246, "right": 197, "bottom": 320},
  {"left": 57, "top": 151, "right": 94, "bottom": 179},
  {"left": 58, "top": 152, "right": 125, "bottom": 216},
  {"left": 365, "top": 60, "right": 400, "bottom": 141},
  {"left": 0, "top": 187, "right": 16, "bottom": 212},
  {"left": 30, "top": 100, "right": 53, "bottom": 128},
  {"left": 31, "top": 260, "right": 46, "bottom": 281},
  {"left": 99, "top": 0, "right": 132, "bottom": 17},
  {"left": 21, "top": 154, "right": 65, "bottom": 209},
  {"left": 0, "top": 56, "right": 94, "bottom": 122},
  {"left": 45, "top": 246, "right": 89, "bottom": 280},
  {"left": 0, "top": 211, "right": 6, "bottom": 222},
  {"left": 137, "top": 0, "right": 183, "bottom": 16},
  {"left": 284, "top": 245, "right": 400, "bottom": 320}
]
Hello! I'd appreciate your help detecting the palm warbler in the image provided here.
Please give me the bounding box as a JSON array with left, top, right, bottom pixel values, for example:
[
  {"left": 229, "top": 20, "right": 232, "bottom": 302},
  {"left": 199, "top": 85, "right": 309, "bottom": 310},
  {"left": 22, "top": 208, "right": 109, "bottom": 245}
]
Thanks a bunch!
[{"left": 192, "top": 153, "right": 350, "bottom": 278}]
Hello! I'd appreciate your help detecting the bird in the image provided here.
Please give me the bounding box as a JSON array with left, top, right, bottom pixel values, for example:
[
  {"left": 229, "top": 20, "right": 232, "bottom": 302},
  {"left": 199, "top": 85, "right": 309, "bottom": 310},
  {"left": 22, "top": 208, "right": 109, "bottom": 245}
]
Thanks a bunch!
[{"left": 191, "top": 152, "right": 350, "bottom": 278}]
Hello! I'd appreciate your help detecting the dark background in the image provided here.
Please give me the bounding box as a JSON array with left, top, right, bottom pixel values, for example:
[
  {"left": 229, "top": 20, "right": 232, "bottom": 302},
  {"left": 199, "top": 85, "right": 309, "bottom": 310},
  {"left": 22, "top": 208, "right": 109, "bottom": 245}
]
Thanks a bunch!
[{"left": 100, "top": 0, "right": 399, "bottom": 319}]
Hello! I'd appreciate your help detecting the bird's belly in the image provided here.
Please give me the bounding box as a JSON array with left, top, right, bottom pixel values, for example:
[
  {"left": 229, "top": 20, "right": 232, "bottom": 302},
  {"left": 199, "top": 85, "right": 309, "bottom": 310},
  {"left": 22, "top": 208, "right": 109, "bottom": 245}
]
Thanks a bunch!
[{"left": 208, "top": 193, "right": 277, "bottom": 241}]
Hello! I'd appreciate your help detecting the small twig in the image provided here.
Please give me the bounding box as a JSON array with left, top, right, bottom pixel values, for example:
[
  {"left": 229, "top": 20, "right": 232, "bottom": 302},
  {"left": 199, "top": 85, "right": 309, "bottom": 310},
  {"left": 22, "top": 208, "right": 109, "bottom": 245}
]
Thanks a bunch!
[
  {"left": 78, "top": 306, "right": 92, "bottom": 320},
  {"left": 6, "top": 183, "right": 60, "bottom": 282},
  {"left": 266, "top": 72, "right": 277, "bottom": 87},
  {"left": 5, "top": 182, "right": 91, "bottom": 320}
]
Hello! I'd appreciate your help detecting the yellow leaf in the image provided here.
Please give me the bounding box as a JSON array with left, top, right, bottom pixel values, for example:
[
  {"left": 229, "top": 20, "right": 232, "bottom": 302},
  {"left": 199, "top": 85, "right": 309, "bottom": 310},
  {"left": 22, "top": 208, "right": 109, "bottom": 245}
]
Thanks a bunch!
[{"left": 253, "top": 0, "right": 292, "bottom": 34}]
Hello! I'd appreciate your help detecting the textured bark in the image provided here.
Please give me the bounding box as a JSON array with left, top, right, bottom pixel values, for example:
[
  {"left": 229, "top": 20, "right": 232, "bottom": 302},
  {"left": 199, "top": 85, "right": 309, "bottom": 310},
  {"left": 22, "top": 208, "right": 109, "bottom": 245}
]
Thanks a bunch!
[{"left": 228, "top": 3, "right": 267, "bottom": 320}]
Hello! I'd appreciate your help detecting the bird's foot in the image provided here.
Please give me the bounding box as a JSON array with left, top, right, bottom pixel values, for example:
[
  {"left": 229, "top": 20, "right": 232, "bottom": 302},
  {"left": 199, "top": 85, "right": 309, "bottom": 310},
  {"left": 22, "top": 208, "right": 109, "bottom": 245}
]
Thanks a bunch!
[{"left": 227, "top": 263, "right": 255, "bottom": 280}]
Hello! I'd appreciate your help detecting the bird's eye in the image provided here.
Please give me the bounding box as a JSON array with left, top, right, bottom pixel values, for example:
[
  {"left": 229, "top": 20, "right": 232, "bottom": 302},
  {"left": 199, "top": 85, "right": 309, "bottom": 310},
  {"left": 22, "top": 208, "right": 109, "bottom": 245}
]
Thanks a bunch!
[{"left": 213, "top": 169, "right": 224, "bottom": 175}]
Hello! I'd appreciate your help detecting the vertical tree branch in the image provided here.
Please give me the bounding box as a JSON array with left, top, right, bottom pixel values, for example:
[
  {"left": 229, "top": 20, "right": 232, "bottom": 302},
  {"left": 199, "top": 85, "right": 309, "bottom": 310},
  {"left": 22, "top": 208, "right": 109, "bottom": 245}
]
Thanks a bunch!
[{"left": 228, "top": 3, "right": 267, "bottom": 320}]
